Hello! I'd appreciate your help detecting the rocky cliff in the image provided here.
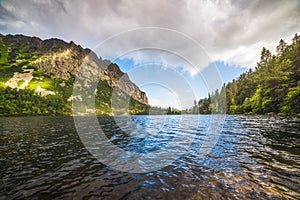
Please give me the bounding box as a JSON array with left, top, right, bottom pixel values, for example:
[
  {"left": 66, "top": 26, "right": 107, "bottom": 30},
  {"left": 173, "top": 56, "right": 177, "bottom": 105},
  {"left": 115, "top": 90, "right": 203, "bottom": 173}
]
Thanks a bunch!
[
  {"left": 0, "top": 34, "right": 148, "bottom": 105},
  {"left": 102, "top": 63, "right": 148, "bottom": 104}
]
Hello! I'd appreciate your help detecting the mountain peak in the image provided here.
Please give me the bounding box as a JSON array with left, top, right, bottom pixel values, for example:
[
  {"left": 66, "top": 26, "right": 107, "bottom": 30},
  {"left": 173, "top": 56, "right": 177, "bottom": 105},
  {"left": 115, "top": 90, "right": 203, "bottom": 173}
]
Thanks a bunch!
[{"left": 0, "top": 33, "right": 149, "bottom": 116}]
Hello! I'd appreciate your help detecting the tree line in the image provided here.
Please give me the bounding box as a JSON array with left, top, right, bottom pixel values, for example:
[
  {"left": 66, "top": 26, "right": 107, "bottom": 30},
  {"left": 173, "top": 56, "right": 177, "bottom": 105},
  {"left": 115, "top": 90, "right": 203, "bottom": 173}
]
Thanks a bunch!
[
  {"left": 0, "top": 86, "right": 71, "bottom": 116},
  {"left": 193, "top": 33, "right": 300, "bottom": 115}
]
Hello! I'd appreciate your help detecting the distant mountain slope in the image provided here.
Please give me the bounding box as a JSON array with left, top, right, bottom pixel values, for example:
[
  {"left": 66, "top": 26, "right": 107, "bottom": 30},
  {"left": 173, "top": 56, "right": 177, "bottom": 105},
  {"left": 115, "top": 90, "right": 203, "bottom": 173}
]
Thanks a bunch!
[{"left": 0, "top": 34, "right": 149, "bottom": 116}]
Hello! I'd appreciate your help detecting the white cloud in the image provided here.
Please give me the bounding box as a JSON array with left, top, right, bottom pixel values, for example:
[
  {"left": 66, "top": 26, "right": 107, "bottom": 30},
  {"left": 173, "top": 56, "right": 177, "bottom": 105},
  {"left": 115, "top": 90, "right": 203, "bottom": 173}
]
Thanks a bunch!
[
  {"left": 168, "top": 91, "right": 178, "bottom": 98},
  {"left": 1, "top": 0, "right": 300, "bottom": 71},
  {"left": 149, "top": 98, "right": 181, "bottom": 109}
]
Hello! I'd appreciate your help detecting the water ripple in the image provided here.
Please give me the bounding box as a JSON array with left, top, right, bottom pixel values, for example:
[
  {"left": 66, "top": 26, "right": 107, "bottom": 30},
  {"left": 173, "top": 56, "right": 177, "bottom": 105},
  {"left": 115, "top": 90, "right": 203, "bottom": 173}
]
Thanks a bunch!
[{"left": 0, "top": 115, "right": 299, "bottom": 199}]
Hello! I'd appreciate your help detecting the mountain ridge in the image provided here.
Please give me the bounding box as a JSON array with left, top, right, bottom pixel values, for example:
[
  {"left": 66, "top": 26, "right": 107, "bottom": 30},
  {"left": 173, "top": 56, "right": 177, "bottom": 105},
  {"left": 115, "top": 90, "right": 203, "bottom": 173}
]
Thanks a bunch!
[{"left": 0, "top": 33, "right": 149, "bottom": 116}]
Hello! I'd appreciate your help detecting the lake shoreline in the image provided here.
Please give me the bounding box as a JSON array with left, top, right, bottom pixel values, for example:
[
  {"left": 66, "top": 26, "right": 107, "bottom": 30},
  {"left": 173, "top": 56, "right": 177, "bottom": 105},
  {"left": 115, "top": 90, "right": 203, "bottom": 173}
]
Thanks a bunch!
[{"left": 1, "top": 113, "right": 300, "bottom": 117}]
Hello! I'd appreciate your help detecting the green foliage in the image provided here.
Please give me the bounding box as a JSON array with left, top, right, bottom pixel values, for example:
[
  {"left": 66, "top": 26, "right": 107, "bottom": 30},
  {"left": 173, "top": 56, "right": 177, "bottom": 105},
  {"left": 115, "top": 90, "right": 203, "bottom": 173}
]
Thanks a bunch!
[
  {"left": 95, "top": 79, "right": 113, "bottom": 114},
  {"left": 0, "top": 41, "right": 8, "bottom": 64},
  {"left": 165, "top": 106, "right": 181, "bottom": 115},
  {"left": 0, "top": 64, "right": 23, "bottom": 82},
  {"left": 249, "top": 87, "right": 262, "bottom": 114},
  {"left": 0, "top": 38, "right": 39, "bottom": 83},
  {"left": 0, "top": 87, "right": 71, "bottom": 116},
  {"left": 197, "top": 32, "right": 300, "bottom": 115},
  {"left": 282, "top": 80, "right": 300, "bottom": 114},
  {"left": 94, "top": 79, "right": 149, "bottom": 115},
  {"left": 39, "top": 77, "right": 55, "bottom": 90},
  {"left": 32, "top": 68, "right": 44, "bottom": 77},
  {"left": 229, "top": 105, "right": 239, "bottom": 114},
  {"left": 26, "top": 78, "right": 39, "bottom": 90},
  {"left": 0, "top": 35, "right": 149, "bottom": 116},
  {"left": 198, "top": 96, "right": 212, "bottom": 114},
  {"left": 17, "top": 80, "right": 25, "bottom": 87},
  {"left": 128, "top": 97, "right": 150, "bottom": 115}
]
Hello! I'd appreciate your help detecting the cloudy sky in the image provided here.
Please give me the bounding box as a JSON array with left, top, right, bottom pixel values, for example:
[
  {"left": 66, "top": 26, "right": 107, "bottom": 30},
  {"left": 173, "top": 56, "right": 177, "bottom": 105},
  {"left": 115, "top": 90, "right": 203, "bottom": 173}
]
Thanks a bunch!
[{"left": 1, "top": 0, "right": 300, "bottom": 108}]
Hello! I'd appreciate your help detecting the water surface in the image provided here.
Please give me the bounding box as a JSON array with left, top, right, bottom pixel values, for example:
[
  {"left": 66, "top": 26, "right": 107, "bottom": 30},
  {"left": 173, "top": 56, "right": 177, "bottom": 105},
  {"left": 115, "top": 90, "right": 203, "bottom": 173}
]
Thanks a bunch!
[{"left": 0, "top": 115, "right": 299, "bottom": 199}]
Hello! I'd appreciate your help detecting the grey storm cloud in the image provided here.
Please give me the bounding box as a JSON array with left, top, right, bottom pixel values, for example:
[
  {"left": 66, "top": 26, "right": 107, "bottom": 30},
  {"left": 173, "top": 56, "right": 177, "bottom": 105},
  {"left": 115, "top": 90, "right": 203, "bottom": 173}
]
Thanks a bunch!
[{"left": 0, "top": 0, "right": 300, "bottom": 71}]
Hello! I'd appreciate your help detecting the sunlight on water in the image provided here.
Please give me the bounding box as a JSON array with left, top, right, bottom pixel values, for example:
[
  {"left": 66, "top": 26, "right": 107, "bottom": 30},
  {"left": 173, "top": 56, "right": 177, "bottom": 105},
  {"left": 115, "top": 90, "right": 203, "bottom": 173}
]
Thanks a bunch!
[{"left": 0, "top": 115, "right": 299, "bottom": 199}]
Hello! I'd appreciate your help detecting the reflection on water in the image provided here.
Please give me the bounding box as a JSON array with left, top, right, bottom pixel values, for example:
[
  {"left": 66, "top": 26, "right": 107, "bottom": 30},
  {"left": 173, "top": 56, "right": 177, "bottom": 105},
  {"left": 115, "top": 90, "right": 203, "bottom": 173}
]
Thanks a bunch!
[{"left": 0, "top": 115, "right": 299, "bottom": 199}]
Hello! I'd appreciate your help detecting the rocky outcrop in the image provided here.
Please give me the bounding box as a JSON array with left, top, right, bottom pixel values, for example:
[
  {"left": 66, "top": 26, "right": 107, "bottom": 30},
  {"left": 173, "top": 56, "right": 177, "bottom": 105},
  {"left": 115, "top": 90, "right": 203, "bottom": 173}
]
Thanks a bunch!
[
  {"left": 1, "top": 34, "right": 148, "bottom": 105},
  {"left": 102, "top": 63, "right": 148, "bottom": 104}
]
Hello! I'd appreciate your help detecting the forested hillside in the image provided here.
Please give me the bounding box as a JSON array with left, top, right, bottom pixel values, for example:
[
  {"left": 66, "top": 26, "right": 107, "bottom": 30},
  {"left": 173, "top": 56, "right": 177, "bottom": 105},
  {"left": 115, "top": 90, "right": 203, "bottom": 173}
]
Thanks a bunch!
[
  {"left": 197, "top": 33, "right": 300, "bottom": 115},
  {"left": 0, "top": 34, "right": 149, "bottom": 116}
]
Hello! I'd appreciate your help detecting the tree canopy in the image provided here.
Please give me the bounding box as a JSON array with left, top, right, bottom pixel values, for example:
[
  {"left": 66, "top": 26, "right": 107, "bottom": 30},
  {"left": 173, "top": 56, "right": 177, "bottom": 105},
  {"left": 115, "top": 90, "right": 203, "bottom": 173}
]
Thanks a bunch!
[{"left": 197, "top": 33, "right": 300, "bottom": 115}]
